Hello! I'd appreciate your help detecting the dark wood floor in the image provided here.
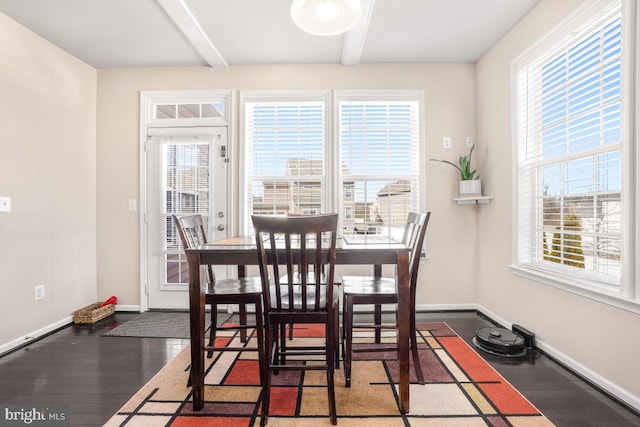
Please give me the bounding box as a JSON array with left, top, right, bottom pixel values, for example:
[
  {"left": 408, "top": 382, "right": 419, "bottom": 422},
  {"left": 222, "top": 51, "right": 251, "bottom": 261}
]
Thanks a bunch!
[{"left": 0, "top": 311, "right": 638, "bottom": 426}]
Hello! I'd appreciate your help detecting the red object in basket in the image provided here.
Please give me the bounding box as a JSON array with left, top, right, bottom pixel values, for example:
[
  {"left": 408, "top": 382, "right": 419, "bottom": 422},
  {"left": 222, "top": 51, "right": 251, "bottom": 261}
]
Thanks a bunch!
[{"left": 101, "top": 296, "right": 117, "bottom": 307}]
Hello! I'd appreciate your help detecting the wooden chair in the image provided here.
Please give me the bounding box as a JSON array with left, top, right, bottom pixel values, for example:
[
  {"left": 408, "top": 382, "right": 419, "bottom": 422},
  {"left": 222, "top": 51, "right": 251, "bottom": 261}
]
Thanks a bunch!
[
  {"left": 252, "top": 213, "right": 339, "bottom": 426},
  {"left": 173, "top": 214, "right": 266, "bottom": 386},
  {"left": 342, "top": 211, "right": 431, "bottom": 387}
]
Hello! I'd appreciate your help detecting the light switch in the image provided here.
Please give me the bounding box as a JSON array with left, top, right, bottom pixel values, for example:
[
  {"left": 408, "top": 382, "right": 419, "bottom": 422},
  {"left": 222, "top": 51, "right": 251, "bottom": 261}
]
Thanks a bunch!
[
  {"left": 128, "top": 199, "right": 137, "bottom": 211},
  {"left": 0, "top": 196, "right": 11, "bottom": 213}
]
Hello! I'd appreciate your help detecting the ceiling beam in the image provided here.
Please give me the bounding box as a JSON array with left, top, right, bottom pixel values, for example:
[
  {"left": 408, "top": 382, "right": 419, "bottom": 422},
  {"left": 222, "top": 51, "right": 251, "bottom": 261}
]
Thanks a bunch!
[
  {"left": 341, "top": 0, "right": 375, "bottom": 66},
  {"left": 156, "top": 0, "right": 227, "bottom": 67}
]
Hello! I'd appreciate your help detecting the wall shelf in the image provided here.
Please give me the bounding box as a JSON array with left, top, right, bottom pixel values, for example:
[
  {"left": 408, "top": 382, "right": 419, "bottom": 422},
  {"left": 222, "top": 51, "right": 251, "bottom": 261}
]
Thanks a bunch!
[{"left": 452, "top": 196, "right": 493, "bottom": 205}]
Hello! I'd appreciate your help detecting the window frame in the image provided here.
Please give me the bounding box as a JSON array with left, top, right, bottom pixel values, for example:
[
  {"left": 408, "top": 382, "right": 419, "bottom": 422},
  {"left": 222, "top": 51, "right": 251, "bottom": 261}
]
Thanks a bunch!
[
  {"left": 239, "top": 90, "right": 333, "bottom": 234},
  {"left": 511, "top": 0, "right": 640, "bottom": 313},
  {"left": 334, "top": 90, "right": 425, "bottom": 235},
  {"left": 240, "top": 89, "right": 425, "bottom": 236}
]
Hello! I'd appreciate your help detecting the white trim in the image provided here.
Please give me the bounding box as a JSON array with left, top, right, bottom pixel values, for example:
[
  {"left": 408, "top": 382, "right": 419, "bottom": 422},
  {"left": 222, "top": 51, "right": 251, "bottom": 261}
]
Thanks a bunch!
[
  {"left": 341, "top": 0, "right": 375, "bottom": 66},
  {"left": 139, "top": 92, "right": 149, "bottom": 312},
  {"left": 415, "top": 303, "right": 479, "bottom": 312},
  {"left": 512, "top": 0, "right": 621, "bottom": 66},
  {"left": 156, "top": 0, "right": 227, "bottom": 68},
  {"left": 622, "top": 0, "right": 640, "bottom": 301},
  {"left": 478, "top": 304, "right": 640, "bottom": 412},
  {"left": 511, "top": 264, "right": 640, "bottom": 314},
  {"left": 0, "top": 317, "right": 72, "bottom": 356},
  {"left": 114, "top": 304, "right": 143, "bottom": 312},
  {"left": 139, "top": 89, "right": 233, "bottom": 311}
]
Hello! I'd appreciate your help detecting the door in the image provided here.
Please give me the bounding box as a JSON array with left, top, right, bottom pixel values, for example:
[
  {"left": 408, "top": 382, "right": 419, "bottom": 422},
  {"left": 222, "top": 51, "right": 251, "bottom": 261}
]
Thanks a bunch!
[{"left": 146, "top": 127, "right": 229, "bottom": 309}]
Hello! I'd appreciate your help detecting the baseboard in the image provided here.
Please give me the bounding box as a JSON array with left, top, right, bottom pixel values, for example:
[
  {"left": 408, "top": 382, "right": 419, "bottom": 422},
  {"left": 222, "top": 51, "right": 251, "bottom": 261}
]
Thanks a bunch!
[
  {"left": 0, "top": 316, "right": 72, "bottom": 357},
  {"left": 0, "top": 305, "right": 142, "bottom": 357},
  {"left": 476, "top": 305, "right": 640, "bottom": 413},
  {"left": 114, "top": 304, "right": 143, "bottom": 312},
  {"left": 415, "top": 303, "right": 479, "bottom": 312}
]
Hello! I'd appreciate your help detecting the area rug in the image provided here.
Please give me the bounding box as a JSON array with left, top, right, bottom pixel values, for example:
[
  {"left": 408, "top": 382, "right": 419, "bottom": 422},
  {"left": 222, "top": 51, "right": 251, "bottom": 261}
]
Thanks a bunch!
[{"left": 104, "top": 322, "right": 554, "bottom": 426}]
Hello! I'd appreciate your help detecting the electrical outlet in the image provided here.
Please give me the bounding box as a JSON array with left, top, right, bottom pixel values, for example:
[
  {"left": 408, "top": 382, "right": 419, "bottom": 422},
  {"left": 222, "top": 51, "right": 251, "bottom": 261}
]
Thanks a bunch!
[
  {"left": 34, "top": 284, "right": 45, "bottom": 300},
  {"left": 465, "top": 137, "right": 474, "bottom": 148},
  {"left": 443, "top": 137, "right": 451, "bottom": 149}
]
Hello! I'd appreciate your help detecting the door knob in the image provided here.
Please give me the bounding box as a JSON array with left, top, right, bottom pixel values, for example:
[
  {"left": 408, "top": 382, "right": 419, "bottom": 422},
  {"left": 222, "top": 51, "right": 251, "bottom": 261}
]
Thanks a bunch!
[{"left": 217, "top": 225, "right": 225, "bottom": 231}]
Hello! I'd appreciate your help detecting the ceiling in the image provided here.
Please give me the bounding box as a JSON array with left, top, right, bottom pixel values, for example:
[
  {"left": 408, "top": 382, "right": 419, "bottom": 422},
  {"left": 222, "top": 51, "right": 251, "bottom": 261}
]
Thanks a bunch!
[{"left": 0, "top": 0, "right": 540, "bottom": 69}]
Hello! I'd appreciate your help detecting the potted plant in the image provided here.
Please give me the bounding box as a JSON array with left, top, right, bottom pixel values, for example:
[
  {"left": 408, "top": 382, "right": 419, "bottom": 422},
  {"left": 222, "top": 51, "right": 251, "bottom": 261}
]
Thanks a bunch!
[{"left": 430, "top": 143, "right": 482, "bottom": 196}]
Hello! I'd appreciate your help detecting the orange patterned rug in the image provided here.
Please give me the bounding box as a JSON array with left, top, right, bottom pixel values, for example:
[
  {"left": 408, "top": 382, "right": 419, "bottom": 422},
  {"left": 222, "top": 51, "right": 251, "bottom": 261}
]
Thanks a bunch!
[{"left": 105, "top": 322, "right": 553, "bottom": 426}]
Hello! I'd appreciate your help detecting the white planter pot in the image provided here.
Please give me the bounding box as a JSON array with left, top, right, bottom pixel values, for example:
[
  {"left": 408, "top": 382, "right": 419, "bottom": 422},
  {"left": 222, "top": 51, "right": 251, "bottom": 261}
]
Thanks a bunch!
[{"left": 459, "top": 179, "right": 482, "bottom": 197}]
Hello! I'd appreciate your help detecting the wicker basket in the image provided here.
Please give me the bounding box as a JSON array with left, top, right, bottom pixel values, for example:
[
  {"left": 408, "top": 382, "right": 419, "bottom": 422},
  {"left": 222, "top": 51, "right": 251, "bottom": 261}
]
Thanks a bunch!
[{"left": 73, "top": 302, "right": 115, "bottom": 324}]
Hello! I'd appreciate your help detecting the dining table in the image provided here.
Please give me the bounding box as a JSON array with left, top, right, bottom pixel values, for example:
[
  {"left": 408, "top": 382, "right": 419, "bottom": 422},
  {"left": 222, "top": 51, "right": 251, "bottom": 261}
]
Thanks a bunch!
[{"left": 185, "top": 234, "right": 412, "bottom": 413}]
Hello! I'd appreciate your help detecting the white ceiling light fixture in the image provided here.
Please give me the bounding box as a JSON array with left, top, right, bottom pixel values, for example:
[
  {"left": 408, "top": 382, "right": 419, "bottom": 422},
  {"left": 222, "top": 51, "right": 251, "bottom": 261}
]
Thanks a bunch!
[{"left": 291, "top": 0, "right": 363, "bottom": 36}]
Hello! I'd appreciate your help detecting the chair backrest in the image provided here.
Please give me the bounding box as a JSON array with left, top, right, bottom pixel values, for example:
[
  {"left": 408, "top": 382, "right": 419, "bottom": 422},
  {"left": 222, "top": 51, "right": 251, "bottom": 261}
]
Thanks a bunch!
[
  {"left": 252, "top": 214, "right": 338, "bottom": 313},
  {"left": 172, "top": 214, "right": 214, "bottom": 282},
  {"left": 400, "top": 212, "right": 431, "bottom": 287}
]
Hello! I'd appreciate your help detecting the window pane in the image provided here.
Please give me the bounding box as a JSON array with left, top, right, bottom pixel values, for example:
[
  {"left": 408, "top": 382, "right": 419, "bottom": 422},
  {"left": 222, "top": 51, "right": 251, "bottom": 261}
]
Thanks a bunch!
[
  {"left": 178, "top": 104, "right": 200, "bottom": 118},
  {"left": 246, "top": 100, "right": 325, "bottom": 217},
  {"left": 156, "top": 104, "right": 176, "bottom": 119},
  {"left": 339, "top": 99, "right": 420, "bottom": 236},
  {"left": 516, "top": 4, "right": 622, "bottom": 289}
]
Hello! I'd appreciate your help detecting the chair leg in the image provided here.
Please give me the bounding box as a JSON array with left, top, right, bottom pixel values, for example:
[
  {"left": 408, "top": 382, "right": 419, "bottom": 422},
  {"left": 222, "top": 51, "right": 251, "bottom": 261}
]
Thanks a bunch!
[
  {"left": 344, "top": 295, "right": 353, "bottom": 387},
  {"left": 207, "top": 304, "right": 218, "bottom": 358},
  {"left": 334, "top": 304, "right": 340, "bottom": 369},
  {"left": 410, "top": 309, "right": 425, "bottom": 384},
  {"left": 261, "top": 322, "right": 273, "bottom": 426},
  {"left": 239, "top": 303, "right": 248, "bottom": 343},
  {"left": 374, "top": 303, "right": 382, "bottom": 343},
  {"left": 255, "top": 301, "right": 266, "bottom": 388},
  {"left": 326, "top": 316, "right": 338, "bottom": 425}
]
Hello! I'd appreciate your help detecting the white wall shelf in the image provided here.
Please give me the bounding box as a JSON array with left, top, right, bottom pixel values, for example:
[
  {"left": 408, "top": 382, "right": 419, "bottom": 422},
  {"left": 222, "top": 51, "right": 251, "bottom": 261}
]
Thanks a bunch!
[{"left": 452, "top": 196, "right": 493, "bottom": 205}]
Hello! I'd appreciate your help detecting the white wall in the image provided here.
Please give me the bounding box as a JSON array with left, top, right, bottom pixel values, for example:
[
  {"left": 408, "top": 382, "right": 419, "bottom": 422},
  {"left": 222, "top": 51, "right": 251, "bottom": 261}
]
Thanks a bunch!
[
  {"left": 0, "top": 12, "right": 97, "bottom": 350},
  {"left": 476, "top": 0, "right": 640, "bottom": 407}
]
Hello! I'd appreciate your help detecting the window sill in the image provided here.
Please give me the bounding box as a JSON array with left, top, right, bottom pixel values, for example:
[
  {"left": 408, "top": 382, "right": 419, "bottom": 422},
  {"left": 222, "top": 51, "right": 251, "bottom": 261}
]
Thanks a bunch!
[{"left": 510, "top": 265, "right": 640, "bottom": 315}]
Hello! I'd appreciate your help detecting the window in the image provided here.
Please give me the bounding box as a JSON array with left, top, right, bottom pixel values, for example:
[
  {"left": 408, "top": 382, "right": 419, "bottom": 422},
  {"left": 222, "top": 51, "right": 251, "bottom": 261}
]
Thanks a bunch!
[
  {"left": 513, "top": 0, "right": 639, "bottom": 309},
  {"left": 338, "top": 93, "right": 421, "bottom": 237},
  {"left": 242, "top": 90, "right": 422, "bottom": 237},
  {"left": 242, "top": 91, "right": 329, "bottom": 231}
]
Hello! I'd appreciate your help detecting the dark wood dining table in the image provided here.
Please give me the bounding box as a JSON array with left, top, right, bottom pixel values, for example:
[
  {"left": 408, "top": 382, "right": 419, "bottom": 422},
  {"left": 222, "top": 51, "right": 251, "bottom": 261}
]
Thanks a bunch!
[{"left": 185, "top": 235, "right": 412, "bottom": 413}]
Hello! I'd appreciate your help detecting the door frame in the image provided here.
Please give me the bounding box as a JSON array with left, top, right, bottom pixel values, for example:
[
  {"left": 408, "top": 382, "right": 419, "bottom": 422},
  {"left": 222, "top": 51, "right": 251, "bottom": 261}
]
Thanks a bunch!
[{"left": 139, "top": 90, "right": 233, "bottom": 312}]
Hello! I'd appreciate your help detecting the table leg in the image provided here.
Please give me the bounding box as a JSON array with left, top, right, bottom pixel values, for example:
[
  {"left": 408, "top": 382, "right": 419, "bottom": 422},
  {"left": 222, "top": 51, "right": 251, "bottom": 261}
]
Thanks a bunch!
[
  {"left": 374, "top": 264, "right": 382, "bottom": 343},
  {"left": 187, "top": 252, "right": 205, "bottom": 410},
  {"left": 396, "top": 251, "right": 410, "bottom": 413}
]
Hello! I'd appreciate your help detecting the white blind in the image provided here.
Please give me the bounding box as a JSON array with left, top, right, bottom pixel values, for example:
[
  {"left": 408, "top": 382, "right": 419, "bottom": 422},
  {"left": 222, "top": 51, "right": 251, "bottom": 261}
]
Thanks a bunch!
[
  {"left": 161, "top": 139, "right": 211, "bottom": 246},
  {"left": 245, "top": 101, "right": 326, "bottom": 216},
  {"left": 159, "top": 138, "right": 211, "bottom": 285},
  {"left": 515, "top": 1, "right": 622, "bottom": 287},
  {"left": 339, "top": 99, "right": 420, "bottom": 237}
]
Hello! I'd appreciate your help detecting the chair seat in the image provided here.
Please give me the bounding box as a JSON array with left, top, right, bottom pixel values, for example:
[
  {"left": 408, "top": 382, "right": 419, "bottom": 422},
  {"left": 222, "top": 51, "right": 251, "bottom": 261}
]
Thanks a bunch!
[
  {"left": 341, "top": 275, "right": 397, "bottom": 295},
  {"left": 205, "top": 276, "right": 263, "bottom": 295}
]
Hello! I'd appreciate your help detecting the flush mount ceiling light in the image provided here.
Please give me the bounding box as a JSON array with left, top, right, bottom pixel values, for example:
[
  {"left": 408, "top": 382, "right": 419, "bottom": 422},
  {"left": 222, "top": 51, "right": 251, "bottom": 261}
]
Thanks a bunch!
[{"left": 291, "top": 0, "right": 362, "bottom": 36}]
